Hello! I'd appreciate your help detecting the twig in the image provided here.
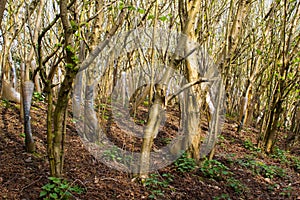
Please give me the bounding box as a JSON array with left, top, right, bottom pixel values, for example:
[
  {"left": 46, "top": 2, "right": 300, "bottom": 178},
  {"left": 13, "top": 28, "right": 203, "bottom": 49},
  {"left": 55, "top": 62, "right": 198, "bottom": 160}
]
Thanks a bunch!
[
  {"left": 166, "top": 77, "right": 217, "bottom": 103},
  {"left": 100, "top": 177, "right": 120, "bottom": 182},
  {"left": 20, "top": 176, "right": 43, "bottom": 192}
]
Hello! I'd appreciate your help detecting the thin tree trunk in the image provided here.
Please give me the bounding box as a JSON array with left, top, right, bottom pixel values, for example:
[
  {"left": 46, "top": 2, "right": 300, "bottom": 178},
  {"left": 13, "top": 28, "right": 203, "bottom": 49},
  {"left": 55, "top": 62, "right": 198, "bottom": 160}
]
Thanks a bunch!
[
  {"left": 49, "top": 0, "right": 78, "bottom": 177},
  {"left": 22, "top": 0, "right": 44, "bottom": 152},
  {"left": 264, "top": 98, "right": 283, "bottom": 153},
  {"left": 0, "top": 0, "right": 6, "bottom": 26},
  {"left": 48, "top": 0, "right": 125, "bottom": 176},
  {"left": 22, "top": 81, "right": 35, "bottom": 152},
  {"left": 51, "top": 72, "right": 75, "bottom": 176},
  {"left": 139, "top": 0, "right": 202, "bottom": 178}
]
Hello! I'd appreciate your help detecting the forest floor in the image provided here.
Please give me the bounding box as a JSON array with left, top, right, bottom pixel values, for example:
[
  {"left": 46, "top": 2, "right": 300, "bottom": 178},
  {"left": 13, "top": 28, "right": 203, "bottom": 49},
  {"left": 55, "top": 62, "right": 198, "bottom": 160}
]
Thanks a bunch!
[{"left": 0, "top": 99, "right": 299, "bottom": 200}]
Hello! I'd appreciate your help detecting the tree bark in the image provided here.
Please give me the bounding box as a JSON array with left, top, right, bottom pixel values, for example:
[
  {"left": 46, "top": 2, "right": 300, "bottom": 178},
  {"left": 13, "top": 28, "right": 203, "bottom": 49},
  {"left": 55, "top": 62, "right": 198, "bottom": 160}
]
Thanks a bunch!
[
  {"left": 48, "top": 0, "right": 78, "bottom": 177},
  {"left": 0, "top": 0, "right": 6, "bottom": 26},
  {"left": 48, "top": 0, "right": 126, "bottom": 176}
]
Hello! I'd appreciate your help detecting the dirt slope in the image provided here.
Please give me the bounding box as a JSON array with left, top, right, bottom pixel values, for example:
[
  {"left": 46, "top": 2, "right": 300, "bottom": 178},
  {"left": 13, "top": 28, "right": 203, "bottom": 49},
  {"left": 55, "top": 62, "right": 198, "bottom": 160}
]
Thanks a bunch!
[{"left": 0, "top": 100, "right": 299, "bottom": 200}]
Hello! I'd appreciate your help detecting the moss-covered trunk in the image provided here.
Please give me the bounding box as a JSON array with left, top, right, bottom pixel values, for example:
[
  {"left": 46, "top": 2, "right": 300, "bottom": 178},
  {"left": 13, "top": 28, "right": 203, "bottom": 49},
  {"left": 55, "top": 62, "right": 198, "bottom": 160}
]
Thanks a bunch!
[
  {"left": 48, "top": 71, "right": 76, "bottom": 177},
  {"left": 263, "top": 98, "right": 283, "bottom": 154}
]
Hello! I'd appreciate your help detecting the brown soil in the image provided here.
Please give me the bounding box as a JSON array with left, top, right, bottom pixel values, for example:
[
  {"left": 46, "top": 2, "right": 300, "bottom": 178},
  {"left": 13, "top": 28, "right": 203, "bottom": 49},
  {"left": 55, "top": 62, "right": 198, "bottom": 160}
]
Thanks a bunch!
[{"left": 0, "top": 100, "right": 299, "bottom": 200}]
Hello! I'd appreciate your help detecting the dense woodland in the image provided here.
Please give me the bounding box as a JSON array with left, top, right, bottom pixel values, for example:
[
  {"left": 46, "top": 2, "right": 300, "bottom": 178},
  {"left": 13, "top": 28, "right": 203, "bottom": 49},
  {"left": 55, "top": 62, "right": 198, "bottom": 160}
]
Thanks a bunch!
[{"left": 0, "top": 0, "right": 299, "bottom": 199}]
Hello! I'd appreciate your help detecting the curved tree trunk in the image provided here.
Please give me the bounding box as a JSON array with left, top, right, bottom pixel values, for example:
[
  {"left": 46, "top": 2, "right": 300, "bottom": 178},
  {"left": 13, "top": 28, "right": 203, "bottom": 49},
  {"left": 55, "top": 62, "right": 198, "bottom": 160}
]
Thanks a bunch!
[{"left": 139, "top": 0, "right": 202, "bottom": 178}]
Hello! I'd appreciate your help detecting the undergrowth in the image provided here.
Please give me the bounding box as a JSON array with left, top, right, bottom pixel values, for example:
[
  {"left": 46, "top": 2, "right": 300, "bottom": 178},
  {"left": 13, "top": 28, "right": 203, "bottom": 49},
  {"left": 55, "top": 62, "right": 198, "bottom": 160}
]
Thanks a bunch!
[
  {"left": 40, "top": 177, "right": 84, "bottom": 200},
  {"left": 144, "top": 173, "right": 174, "bottom": 199},
  {"left": 174, "top": 152, "right": 196, "bottom": 172}
]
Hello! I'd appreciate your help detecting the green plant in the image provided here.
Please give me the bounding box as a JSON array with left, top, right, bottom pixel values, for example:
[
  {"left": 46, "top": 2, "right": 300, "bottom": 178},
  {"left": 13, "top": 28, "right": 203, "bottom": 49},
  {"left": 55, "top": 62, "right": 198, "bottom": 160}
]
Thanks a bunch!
[
  {"left": 138, "top": 119, "right": 145, "bottom": 124},
  {"left": 148, "top": 189, "right": 164, "bottom": 199},
  {"left": 161, "top": 173, "right": 174, "bottom": 183},
  {"left": 200, "top": 159, "right": 231, "bottom": 180},
  {"left": 218, "top": 135, "right": 225, "bottom": 142},
  {"left": 271, "top": 147, "right": 289, "bottom": 164},
  {"left": 104, "top": 115, "right": 110, "bottom": 120},
  {"left": 33, "top": 92, "right": 45, "bottom": 102},
  {"left": 144, "top": 173, "right": 174, "bottom": 199},
  {"left": 218, "top": 135, "right": 226, "bottom": 148},
  {"left": 103, "top": 146, "right": 121, "bottom": 161},
  {"left": 291, "top": 156, "right": 300, "bottom": 172},
  {"left": 160, "top": 137, "right": 172, "bottom": 145},
  {"left": 19, "top": 133, "right": 25, "bottom": 138},
  {"left": 1, "top": 99, "right": 10, "bottom": 108},
  {"left": 280, "top": 186, "right": 292, "bottom": 197},
  {"left": 225, "top": 112, "right": 238, "bottom": 119},
  {"left": 40, "top": 177, "right": 84, "bottom": 200},
  {"left": 213, "top": 193, "right": 231, "bottom": 200},
  {"left": 174, "top": 153, "right": 196, "bottom": 172},
  {"left": 243, "top": 139, "right": 254, "bottom": 150},
  {"left": 71, "top": 119, "right": 78, "bottom": 123},
  {"left": 267, "top": 183, "right": 279, "bottom": 192},
  {"left": 236, "top": 158, "right": 285, "bottom": 179},
  {"left": 226, "top": 177, "right": 246, "bottom": 194},
  {"left": 143, "top": 100, "right": 149, "bottom": 106},
  {"left": 103, "top": 146, "right": 132, "bottom": 165},
  {"left": 254, "top": 162, "right": 285, "bottom": 179},
  {"left": 224, "top": 153, "right": 236, "bottom": 166},
  {"left": 243, "top": 139, "right": 261, "bottom": 152}
]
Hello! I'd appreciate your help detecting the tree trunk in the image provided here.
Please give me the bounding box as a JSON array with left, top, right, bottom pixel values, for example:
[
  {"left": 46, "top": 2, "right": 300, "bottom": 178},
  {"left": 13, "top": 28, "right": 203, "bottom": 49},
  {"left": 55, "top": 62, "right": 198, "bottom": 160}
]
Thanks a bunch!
[
  {"left": 47, "top": 0, "right": 125, "bottom": 176},
  {"left": 263, "top": 101, "right": 282, "bottom": 153},
  {"left": 184, "top": 89, "right": 200, "bottom": 159},
  {"left": 286, "top": 102, "right": 300, "bottom": 149},
  {"left": 140, "top": 84, "right": 165, "bottom": 177},
  {"left": 22, "top": 81, "right": 35, "bottom": 153},
  {"left": 50, "top": 71, "right": 76, "bottom": 176},
  {"left": 0, "top": 0, "right": 6, "bottom": 26}
]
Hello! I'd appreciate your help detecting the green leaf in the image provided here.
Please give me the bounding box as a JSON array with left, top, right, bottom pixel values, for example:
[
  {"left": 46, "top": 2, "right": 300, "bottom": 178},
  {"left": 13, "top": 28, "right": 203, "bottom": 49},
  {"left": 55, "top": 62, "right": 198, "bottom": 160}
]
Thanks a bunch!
[
  {"left": 71, "top": 55, "right": 79, "bottom": 64},
  {"left": 292, "top": 57, "right": 300, "bottom": 64},
  {"left": 70, "top": 20, "right": 78, "bottom": 31},
  {"left": 137, "top": 8, "right": 145, "bottom": 14},
  {"left": 128, "top": 5, "right": 136, "bottom": 10},
  {"left": 65, "top": 45, "right": 75, "bottom": 53},
  {"left": 256, "top": 49, "right": 262, "bottom": 55},
  {"left": 60, "top": 183, "right": 69, "bottom": 189},
  {"left": 39, "top": 190, "right": 47, "bottom": 197},
  {"left": 55, "top": 43, "right": 62, "bottom": 47},
  {"left": 223, "top": 171, "right": 229, "bottom": 175},
  {"left": 42, "top": 183, "right": 55, "bottom": 191},
  {"left": 147, "top": 15, "right": 155, "bottom": 20},
  {"left": 66, "top": 63, "right": 74, "bottom": 69},
  {"left": 49, "top": 177, "right": 62, "bottom": 185},
  {"left": 49, "top": 192, "right": 58, "bottom": 199},
  {"left": 118, "top": 1, "right": 124, "bottom": 10},
  {"left": 54, "top": 187, "right": 61, "bottom": 193},
  {"left": 159, "top": 16, "right": 168, "bottom": 22},
  {"left": 64, "top": 191, "right": 72, "bottom": 197},
  {"left": 70, "top": 186, "right": 84, "bottom": 194}
]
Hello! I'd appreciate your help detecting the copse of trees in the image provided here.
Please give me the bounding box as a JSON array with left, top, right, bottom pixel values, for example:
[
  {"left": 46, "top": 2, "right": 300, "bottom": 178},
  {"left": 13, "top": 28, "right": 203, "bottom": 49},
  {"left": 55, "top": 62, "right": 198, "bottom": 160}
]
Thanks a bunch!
[{"left": 0, "top": 0, "right": 299, "bottom": 178}]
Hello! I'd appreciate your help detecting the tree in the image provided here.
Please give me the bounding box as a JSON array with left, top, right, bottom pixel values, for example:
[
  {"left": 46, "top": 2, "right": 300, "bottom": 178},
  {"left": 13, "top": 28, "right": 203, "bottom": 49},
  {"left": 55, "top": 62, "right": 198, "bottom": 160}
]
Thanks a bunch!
[
  {"left": 257, "top": 0, "right": 300, "bottom": 153},
  {"left": 0, "top": 0, "right": 6, "bottom": 26}
]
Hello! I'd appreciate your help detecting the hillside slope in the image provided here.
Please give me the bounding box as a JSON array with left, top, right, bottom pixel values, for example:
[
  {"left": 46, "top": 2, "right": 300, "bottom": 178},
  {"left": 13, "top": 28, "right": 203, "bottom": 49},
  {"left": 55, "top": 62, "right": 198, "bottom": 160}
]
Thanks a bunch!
[{"left": 0, "top": 100, "right": 299, "bottom": 200}]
